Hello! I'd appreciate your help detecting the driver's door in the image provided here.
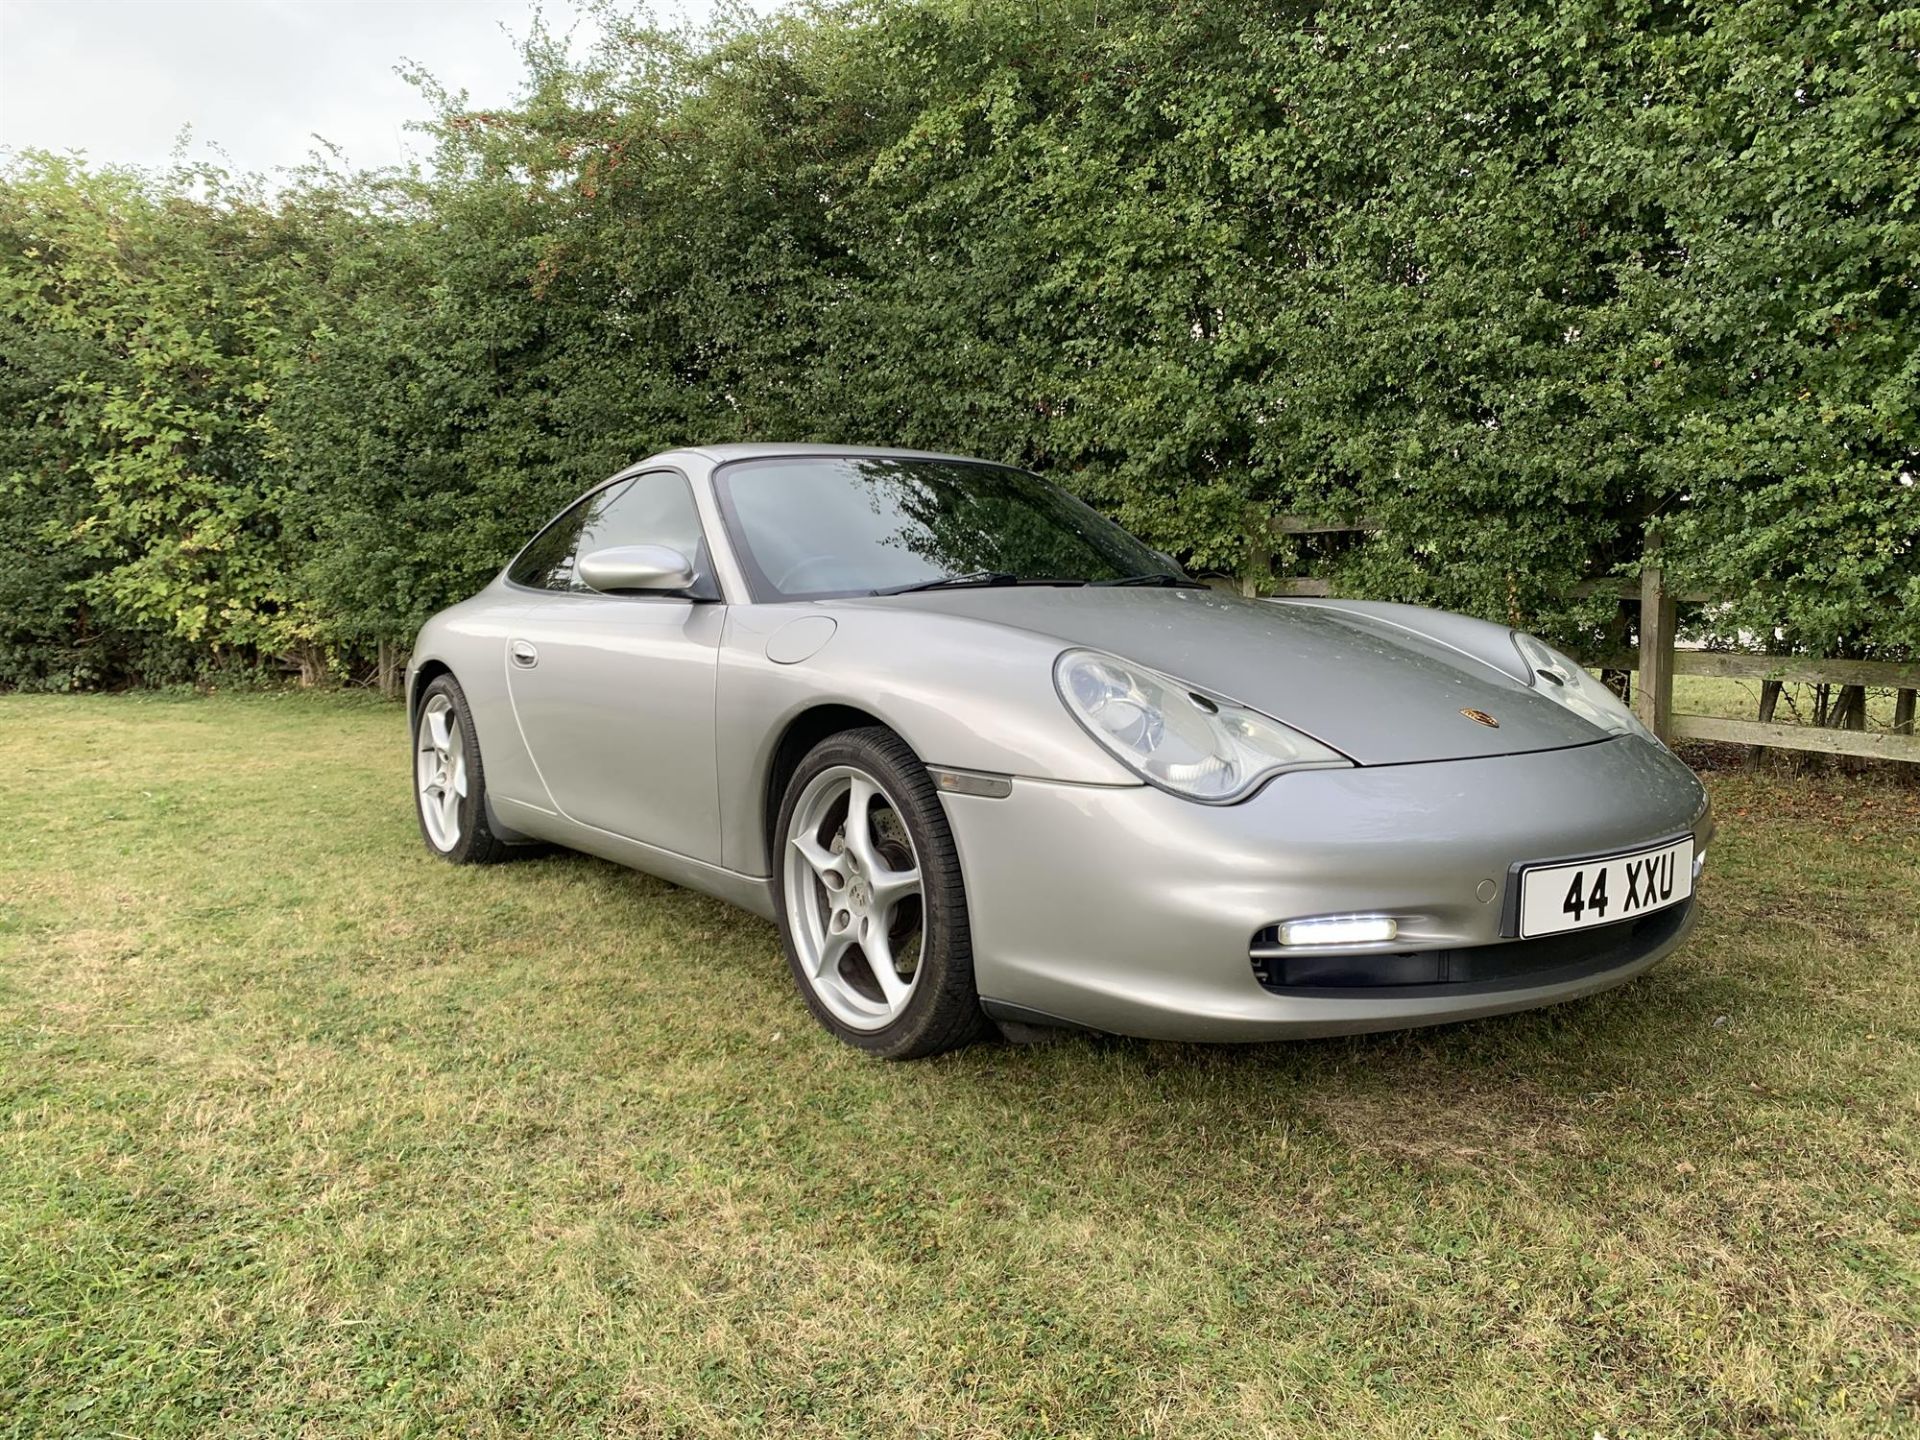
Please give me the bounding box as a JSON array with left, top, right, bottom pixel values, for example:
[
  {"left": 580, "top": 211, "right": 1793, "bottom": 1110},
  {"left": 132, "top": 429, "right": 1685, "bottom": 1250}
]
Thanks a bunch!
[{"left": 503, "top": 470, "right": 725, "bottom": 863}]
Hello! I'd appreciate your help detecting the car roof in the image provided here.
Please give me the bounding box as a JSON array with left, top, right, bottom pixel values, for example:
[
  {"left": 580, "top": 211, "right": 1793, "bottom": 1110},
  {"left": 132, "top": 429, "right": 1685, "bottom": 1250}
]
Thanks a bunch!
[{"left": 646, "top": 442, "right": 998, "bottom": 469}]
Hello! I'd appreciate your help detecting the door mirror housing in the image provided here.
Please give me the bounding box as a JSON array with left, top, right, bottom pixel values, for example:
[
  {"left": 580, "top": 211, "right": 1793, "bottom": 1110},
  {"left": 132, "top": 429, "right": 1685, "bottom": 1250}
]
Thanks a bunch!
[{"left": 576, "top": 544, "right": 697, "bottom": 595}]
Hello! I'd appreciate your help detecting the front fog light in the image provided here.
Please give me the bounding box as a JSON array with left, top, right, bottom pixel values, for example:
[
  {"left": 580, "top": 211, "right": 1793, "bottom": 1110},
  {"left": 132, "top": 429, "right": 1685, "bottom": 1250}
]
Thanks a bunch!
[
  {"left": 1277, "top": 915, "right": 1399, "bottom": 947},
  {"left": 1693, "top": 849, "right": 1707, "bottom": 879}
]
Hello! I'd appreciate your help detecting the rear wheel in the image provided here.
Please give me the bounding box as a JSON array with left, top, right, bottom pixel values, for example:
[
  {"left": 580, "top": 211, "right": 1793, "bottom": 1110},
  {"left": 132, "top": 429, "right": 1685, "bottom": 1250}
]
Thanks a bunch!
[
  {"left": 413, "top": 674, "right": 511, "bottom": 865},
  {"left": 774, "top": 727, "right": 987, "bottom": 1058}
]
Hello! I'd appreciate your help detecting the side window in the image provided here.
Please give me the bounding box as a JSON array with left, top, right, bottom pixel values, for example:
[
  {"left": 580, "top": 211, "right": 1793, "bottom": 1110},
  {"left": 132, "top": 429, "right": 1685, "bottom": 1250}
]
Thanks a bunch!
[
  {"left": 572, "top": 471, "right": 707, "bottom": 572},
  {"left": 506, "top": 482, "right": 632, "bottom": 591},
  {"left": 505, "top": 472, "right": 709, "bottom": 593}
]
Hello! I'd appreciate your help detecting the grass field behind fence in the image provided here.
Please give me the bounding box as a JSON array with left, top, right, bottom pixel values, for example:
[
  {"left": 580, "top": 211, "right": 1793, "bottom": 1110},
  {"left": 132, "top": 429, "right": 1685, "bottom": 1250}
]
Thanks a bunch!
[
  {"left": 1, "top": 693, "right": 1916, "bottom": 1437},
  {"left": 1668, "top": 675, "right": 1910, "bottom": 730}
]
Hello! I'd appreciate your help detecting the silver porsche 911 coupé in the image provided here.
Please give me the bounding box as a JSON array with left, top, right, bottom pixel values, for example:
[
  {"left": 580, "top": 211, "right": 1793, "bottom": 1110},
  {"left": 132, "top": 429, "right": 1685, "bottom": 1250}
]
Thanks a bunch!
[{"left": 409, "top": 444, "right": 1711, "bottom": 1058}]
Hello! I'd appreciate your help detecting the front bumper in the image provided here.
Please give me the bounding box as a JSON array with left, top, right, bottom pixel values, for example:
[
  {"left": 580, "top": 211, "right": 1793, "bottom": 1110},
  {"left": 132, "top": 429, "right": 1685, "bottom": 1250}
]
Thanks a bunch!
[{"left": 938, "top": 736, "right": 1712, "bottom": 1042}]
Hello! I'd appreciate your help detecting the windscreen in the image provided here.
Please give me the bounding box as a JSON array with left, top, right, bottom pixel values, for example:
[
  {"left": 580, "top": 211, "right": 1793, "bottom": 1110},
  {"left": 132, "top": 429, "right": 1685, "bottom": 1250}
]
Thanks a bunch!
[{"left": 713, "top": 455, "right": 1179, "bottom": 600}]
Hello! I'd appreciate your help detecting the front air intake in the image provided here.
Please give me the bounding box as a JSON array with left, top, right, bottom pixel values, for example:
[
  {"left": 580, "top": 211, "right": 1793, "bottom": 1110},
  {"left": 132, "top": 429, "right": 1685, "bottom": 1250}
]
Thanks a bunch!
[{"left": 1249, "top": 902, "right": 1692, "bottom": 995}]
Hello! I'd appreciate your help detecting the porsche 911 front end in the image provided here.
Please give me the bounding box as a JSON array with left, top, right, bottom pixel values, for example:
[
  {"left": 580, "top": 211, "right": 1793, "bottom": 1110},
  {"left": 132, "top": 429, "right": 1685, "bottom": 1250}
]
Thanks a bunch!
[
  {"left": 937, "top": 727, "right": 1710, "bottom": 1041},
  {"left": 826, "top": 580, "right": 1713, "bottom": 1042}
]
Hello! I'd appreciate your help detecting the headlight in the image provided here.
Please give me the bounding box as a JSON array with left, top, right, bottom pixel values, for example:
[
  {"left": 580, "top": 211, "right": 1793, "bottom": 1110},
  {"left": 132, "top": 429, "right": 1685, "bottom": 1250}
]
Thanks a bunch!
[
  {"left": 1053, "top": 649, "right": 1351, "bottom": 803},
  {"left": 1511, "top": 632, "right": 1661, "bottom": 745}
]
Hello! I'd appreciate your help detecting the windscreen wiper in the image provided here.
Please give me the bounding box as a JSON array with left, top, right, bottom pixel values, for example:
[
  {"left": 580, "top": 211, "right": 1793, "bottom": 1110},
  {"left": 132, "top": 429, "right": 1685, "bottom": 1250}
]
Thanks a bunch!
[
  {"left": 875, "top": 572, "right": 1089, "bottom": 595},
  {"left": 1092, "top": 573, "right": 1208, "bottom": 588}
]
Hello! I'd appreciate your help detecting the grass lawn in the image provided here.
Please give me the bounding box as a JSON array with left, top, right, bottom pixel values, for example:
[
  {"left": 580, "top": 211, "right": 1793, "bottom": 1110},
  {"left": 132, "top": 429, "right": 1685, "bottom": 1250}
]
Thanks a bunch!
[{"left": 2, "top": 693, "right": 1916, "bottom": 1438}]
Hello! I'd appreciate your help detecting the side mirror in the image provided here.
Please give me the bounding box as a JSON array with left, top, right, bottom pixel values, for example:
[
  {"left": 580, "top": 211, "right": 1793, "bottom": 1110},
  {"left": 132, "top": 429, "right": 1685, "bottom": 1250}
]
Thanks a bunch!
[{"left": 576, "top": 544, "right": 696, "bottom": 595}]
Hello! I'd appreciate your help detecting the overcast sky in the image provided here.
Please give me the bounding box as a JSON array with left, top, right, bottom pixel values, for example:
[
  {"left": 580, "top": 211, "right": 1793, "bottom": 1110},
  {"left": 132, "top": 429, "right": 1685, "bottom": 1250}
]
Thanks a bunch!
[{"left": 0, "top": 0, "right": 746, "bottom": 178}]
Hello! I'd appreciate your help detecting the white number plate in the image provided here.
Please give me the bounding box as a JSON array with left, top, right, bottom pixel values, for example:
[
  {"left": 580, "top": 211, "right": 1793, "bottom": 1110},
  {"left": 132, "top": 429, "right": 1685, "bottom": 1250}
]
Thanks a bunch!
[{"left": 1517, "top": 838, "right": 1694, "bottom": 939}]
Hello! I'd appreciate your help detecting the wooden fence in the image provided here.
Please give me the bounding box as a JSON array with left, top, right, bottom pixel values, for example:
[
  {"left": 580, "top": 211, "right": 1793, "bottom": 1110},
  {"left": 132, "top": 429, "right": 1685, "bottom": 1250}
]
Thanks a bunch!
[{"left": 1252, "top": 519, "right": 1920, "bottom": 765}]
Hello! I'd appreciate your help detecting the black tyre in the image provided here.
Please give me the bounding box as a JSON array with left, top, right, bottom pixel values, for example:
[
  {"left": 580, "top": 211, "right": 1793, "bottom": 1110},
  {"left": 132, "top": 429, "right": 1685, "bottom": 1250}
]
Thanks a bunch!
[
  {"left": 412, "top": 673, "right": 513, "bottom": 865},
  {"left": 773, "top": 726, "right": 988, "bottom": 1059}
]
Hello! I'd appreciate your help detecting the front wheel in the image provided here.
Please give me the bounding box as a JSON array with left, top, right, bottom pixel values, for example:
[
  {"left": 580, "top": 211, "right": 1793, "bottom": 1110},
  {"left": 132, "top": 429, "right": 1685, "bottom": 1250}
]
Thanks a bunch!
[
  {"left": 774, "top": 727, "right": 988, "bottom": 1059},
  {"left": 413, "top": 674, "right": 512, "bottom": 865}
]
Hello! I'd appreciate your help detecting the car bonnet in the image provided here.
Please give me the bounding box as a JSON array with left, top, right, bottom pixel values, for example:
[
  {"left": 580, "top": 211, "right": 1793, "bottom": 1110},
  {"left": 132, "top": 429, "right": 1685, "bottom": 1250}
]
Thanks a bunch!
[{"left": 843, "top": 585, "right": 1610, "bottom": 766}]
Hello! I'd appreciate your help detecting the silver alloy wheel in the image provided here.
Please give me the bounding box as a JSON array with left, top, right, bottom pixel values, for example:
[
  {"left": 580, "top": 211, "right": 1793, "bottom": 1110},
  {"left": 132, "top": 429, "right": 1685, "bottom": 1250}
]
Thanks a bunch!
[
  {"left": 416, "top": 693, "right": 467, "bottom": 851},
  {"left": 784, "top": 764, "right": 926, "bottom": 1031}
]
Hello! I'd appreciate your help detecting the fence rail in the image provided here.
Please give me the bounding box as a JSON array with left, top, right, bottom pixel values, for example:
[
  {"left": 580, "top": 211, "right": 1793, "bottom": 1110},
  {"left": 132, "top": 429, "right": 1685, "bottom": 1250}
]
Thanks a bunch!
[
  {"left": 1670, "top": 651, "right": 1920, "bottom": 691},
  {"left": 1670, "top": 715, "right": 1920, "bottom": 761},
  {"left": 1259, "top": 516, "right": 1919, "bottom": 765}
]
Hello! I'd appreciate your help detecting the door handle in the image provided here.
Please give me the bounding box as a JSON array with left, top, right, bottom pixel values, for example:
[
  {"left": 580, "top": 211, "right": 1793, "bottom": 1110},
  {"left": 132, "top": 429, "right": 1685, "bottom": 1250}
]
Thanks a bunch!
[{"left": 509, "top": 639, "right": 538, "bottom": 669}]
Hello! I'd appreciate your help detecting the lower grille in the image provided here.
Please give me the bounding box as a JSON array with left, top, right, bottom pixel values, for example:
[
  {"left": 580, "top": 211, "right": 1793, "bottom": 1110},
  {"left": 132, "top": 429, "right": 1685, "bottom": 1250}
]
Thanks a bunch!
[{"left": 1249, "top": 901, "right": 1692, "bottom": 996}]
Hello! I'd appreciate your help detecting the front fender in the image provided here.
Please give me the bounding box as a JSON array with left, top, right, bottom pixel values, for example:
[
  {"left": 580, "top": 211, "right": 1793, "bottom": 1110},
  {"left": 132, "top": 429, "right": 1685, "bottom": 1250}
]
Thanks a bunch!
[
  {"left": 404, "top": 588, "right": 543, "bottom": 808},
  {"left": 715, "top": 604, "right": 1138, "bottom": 875}
]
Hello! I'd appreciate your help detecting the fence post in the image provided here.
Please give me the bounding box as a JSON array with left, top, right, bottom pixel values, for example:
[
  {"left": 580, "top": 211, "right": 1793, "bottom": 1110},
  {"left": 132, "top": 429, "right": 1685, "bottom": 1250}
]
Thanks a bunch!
[
  {"left": 377, "top": 639, "right": 403, "bottom": 699},
  {"left": 1895, "top": 689, "right": 1916, "bottom": 737},
  {"left": 1633, "top": 546, "right": 1676, "bottom": 744},
  {"left": 1241, "top": 506, "right": 1271, "bottom": 598},
  {"left": 1749, "top": 678, "right": 1783, "bottom": 767}
]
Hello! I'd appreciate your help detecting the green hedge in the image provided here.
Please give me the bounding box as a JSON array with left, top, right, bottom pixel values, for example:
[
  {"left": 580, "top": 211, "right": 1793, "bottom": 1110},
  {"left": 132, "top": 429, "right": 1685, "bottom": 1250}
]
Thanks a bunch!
[{"left": 3, "top": 0, "right": 1915, "bottom": 689}]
